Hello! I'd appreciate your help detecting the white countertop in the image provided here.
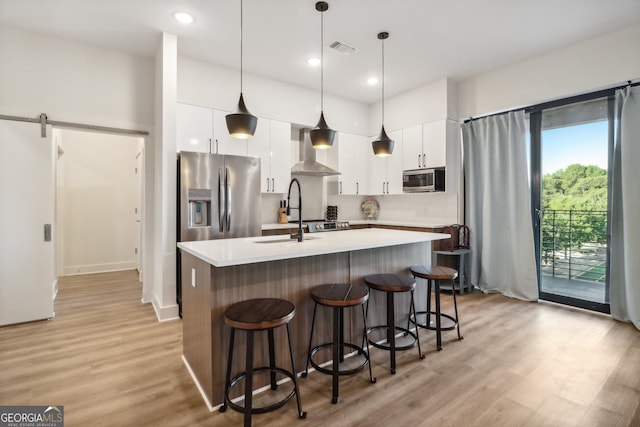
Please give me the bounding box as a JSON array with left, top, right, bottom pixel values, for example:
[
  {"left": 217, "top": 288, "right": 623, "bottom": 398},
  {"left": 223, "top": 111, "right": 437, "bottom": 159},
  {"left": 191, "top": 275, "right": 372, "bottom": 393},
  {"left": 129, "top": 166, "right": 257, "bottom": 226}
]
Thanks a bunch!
[{"left": 178, "top": 228, "right": 449, "bottom": 267}]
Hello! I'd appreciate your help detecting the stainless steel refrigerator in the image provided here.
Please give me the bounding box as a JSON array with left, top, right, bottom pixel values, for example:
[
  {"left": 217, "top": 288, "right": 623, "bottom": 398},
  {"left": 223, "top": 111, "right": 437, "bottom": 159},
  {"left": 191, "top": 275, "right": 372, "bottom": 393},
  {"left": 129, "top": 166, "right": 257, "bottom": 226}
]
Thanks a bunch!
[{"left": 177, "top": 151, "right": 262, "bottom": 315}]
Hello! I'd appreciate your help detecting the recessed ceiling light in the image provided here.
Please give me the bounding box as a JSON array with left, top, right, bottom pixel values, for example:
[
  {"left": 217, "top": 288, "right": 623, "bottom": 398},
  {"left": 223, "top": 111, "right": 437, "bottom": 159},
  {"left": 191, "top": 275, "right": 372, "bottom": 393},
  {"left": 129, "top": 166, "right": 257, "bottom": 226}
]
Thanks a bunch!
[
  {"left": 307, "top": 57, "right": 321, "bottom": 67},
  {"left": 174, "top": 12, "right": 195, "bottom": 24},
  {"left": 367, "top": 77, "right": 379, "bottom": 85}
]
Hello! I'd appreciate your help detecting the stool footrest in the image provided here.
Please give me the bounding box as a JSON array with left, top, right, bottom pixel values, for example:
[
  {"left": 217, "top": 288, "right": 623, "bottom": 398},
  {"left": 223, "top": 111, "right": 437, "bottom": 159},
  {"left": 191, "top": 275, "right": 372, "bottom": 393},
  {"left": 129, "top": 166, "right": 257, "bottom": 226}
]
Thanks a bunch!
[
  {"left": 367, "top": 325, "right": 418, "bottom": 351},
  {"left": 410, "top": 311, "right": 457, "bottom": 331},
  {"left": 308, "top": 342, "right": 370, "bottom": 376},
  {"left": 224, "top": 366, "right": 297, "bottom": 415}
]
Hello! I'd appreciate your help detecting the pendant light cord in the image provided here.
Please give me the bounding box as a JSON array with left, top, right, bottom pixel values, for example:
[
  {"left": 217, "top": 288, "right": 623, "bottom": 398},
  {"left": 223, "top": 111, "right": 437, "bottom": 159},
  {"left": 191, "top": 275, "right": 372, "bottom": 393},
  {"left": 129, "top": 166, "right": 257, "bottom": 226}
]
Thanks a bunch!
[
  {"left": 320, "top": 8, "right": 324, "bottom": 112},
  {"left": 240, "top": 0, "right": 244, "bottom": 93},
  {"left": 381, "top": 36, "right": 385, "bottom": 125}
]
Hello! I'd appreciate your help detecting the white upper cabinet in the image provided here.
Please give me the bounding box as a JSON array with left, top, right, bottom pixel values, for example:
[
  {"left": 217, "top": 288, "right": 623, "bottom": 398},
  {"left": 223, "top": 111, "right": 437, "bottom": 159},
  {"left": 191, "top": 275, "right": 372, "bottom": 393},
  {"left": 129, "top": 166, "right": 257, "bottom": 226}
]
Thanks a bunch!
[
  {"left": 336, "top": 132, "right": 369, "bottom": 195},
  {"left": 402, "top": 120, "right": 446, "bottom": 170},
  {"left": 247, "top": 119, "right": 291, "bottom": 193},
  {"left": 421, "top": 120, "right": 446, "bottom": 168},
  {"left": 213, "top": 109, "right": 248, "bottom": 156},
  {"left": 368, "top": 129, "right": 403, "bottom": 195},
  {"left": 177, "top": 103, "right": 213, "bottom": 153}
]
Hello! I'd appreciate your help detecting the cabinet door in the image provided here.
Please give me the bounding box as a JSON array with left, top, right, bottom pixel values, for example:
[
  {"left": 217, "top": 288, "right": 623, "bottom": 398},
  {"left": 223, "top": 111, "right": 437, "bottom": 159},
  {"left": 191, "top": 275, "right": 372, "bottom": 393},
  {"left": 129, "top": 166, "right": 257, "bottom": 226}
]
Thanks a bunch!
[
  {"left": 368, "top": 138, "right": 387, "bottom": 195},
  {"left": 176, "top": 103, "right": 213, "bottom": 153},
  {"left": 402, "top": 124, "right": 423, "bottom": 170},
  {"left": 268, "top": 120, "right": 291, "bottom": 193},
  {"left": 422, "top": 120, "right": 446, "bottom": 168},
  {"left": 386, "top": 129, "right": 404, "bottom": 194},
  {"left": 213, "top": 109, "right": 248, "bottom": 156},
  {"left": 247, "top": 119, "right": 271, "bottom": 192},
  {"left": 337, "top": 132, "right": 358, "bottom": 195}
]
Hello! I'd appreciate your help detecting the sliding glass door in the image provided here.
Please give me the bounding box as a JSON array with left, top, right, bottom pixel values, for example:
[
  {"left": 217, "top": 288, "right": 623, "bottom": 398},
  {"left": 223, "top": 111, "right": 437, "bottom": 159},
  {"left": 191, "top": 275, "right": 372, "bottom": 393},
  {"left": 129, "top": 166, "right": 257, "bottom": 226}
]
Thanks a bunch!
[{"left": 530, "top": 95, "right": 613, "bottom": 313}]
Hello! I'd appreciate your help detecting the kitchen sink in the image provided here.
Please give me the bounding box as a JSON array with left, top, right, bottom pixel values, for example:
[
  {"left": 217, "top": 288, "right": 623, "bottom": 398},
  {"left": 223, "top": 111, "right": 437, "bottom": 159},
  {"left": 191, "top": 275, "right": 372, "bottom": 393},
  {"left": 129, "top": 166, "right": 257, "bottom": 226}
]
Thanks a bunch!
[{"left": 253, "top": 236, "right": 320, "bottom": 244}]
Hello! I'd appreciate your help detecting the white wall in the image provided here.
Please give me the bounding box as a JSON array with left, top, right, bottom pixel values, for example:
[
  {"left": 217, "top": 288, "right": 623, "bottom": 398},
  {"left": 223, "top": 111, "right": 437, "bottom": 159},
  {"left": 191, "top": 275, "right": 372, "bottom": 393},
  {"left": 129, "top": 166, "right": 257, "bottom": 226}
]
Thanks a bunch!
[
  {"left": 368, "top": 78, "right": 452, "bottom": 135},
  {"left": 457, "top": 24, "right": 640, "bottom": 119},
  {"left": 177, "top": 56, "right": 371, "bottom": 135},
  {"left": 58, "top": 129, "right": 141, "bottom": 275}
]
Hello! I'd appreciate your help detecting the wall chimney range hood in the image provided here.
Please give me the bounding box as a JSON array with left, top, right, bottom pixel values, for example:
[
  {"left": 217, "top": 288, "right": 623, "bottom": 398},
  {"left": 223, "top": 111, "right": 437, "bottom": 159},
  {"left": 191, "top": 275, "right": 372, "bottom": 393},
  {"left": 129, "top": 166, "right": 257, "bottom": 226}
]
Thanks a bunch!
[{"left": 291, "top": 128, "right": 340, "bottom": 177}]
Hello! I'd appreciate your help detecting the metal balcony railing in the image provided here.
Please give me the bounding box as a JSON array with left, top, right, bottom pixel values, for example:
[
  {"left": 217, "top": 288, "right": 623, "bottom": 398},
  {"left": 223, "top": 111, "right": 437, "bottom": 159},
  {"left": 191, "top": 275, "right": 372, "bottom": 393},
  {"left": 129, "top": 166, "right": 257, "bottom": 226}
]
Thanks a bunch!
[{"left": 540, "top": 209, "right": 608, "bottom": 283}]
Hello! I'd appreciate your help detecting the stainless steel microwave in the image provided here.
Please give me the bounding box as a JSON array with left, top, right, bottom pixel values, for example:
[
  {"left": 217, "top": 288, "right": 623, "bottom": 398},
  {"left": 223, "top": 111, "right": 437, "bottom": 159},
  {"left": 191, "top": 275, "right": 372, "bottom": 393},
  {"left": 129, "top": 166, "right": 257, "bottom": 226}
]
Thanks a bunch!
[{"left": 403, "top": 167, "right": 445, "bottom": 192}]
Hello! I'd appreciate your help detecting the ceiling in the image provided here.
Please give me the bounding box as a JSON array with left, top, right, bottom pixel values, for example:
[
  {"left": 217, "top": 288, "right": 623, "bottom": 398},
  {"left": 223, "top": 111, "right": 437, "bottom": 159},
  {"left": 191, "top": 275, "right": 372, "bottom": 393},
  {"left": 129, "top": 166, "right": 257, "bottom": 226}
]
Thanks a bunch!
[{"left": 1, "top": 0, "right": 639, "bottom": 104}]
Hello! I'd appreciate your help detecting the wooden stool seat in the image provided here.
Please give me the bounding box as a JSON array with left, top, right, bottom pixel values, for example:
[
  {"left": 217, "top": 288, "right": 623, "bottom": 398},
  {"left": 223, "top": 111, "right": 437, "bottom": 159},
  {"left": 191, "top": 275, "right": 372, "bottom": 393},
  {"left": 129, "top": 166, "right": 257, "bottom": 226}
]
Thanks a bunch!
[
  {"left": 410, "top": 265, "right": 458, "bottom": 281},
  {"left": 224, "top": 298, "right": 295, "bottom": 330},
  {"left": 363, "top": 273, "right": 415, "bottom": 293},
  {"left": 311, "top": 283, "right": 369, "bottom": 307}
]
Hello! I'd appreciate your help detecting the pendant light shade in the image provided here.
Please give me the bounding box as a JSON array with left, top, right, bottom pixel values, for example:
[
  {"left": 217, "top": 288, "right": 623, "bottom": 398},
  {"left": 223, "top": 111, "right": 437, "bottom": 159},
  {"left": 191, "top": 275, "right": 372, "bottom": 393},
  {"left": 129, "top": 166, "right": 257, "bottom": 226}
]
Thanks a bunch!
[
  {"left": 372, "top": 31, "right": 394, "bottom": 156},
  {"left": 372, "top": 125, "right": 394, "bottom": 157},
  {"left": 310, "top": 1, "right": 335, "bottom": 149},
  {"left": 226, "top": 93, "right": 257, "bottom": 139},
  {"left": 226, "top": 0, "right": 257, "bottom": 139}
]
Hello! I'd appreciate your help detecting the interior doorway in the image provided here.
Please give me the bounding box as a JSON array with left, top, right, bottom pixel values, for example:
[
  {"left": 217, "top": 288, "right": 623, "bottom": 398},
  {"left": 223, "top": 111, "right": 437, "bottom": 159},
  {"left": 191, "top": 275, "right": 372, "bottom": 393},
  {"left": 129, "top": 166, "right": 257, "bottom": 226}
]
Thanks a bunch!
[{"left": 54, "top": 128, "right": 144, "bottom": 280}]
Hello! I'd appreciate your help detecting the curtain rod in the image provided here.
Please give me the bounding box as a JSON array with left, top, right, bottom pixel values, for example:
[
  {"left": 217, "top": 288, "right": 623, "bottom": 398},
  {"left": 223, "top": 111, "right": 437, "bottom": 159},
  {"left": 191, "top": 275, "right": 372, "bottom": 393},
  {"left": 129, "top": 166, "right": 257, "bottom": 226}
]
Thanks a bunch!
[
  {"left": 464, "top": 80, "right": 639, "bottom": 124},
  {"left": 0, "top": 113, "right": 150, "bottom": 138}
]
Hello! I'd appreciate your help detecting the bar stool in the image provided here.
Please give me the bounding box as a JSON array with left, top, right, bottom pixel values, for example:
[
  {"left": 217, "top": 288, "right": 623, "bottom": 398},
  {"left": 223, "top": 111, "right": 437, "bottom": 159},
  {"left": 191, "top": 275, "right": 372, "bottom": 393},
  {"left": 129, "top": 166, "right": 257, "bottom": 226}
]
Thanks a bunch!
[
  {"left": 302, "top": 283, "right": 376, "bottom": 404},
  {"left": 410, "top": 265, "right": 463, "bottom": 351},
  {"left": 220, "top": 298, "right": 306, "bottom": 427},
  {"left": 364, "top": 274, "right": 424, "bottom": 375}
]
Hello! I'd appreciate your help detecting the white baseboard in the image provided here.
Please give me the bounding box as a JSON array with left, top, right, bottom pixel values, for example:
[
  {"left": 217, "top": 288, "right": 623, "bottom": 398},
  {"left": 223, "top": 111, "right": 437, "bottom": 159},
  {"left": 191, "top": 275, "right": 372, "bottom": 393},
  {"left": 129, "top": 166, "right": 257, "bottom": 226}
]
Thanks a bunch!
[
  {"left": 182, "top": 355, "right": 218, "bottom": 412},
  {"left": 152, "top": 296, "right": 179, "bottom": 322},
  {"left": 63, "top": 261, "right": 137, "bottom": 276}
]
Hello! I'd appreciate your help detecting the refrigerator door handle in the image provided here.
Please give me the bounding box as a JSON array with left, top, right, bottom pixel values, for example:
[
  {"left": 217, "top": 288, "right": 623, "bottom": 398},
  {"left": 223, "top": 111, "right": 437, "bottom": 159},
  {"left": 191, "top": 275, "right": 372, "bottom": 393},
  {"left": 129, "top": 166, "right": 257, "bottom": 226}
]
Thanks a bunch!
[
  {"left": 218, "top": 168, "right": 225, "bottom": 232},
  {"left": 225, "top": 167, "right": 231, "bottom": 230}
]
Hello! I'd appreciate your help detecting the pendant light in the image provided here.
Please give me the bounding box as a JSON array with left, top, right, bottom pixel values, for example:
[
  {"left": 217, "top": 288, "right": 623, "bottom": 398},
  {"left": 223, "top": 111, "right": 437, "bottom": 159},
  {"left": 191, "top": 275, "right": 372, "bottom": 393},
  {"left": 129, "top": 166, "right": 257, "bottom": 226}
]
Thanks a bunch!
[
  {"left": 372, "top": 31, "right": 394, "bottom": 156},
  {"left": 310, "top": 1, "right": 335, "bottom": 149},
  {"left": 226, "top": 0, "right": 257, "bottom": 139}
]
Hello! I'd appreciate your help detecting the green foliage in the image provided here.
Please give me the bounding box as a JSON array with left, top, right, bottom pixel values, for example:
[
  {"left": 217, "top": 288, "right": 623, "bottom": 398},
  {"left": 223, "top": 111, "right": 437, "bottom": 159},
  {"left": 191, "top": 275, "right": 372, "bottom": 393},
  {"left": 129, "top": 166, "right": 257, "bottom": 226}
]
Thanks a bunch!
[
  {"left": 542, "top": 164, "right": 607, "bottom": 211},
  {"left": 541, "top": 164, "right": 608, "bottom": 258}
]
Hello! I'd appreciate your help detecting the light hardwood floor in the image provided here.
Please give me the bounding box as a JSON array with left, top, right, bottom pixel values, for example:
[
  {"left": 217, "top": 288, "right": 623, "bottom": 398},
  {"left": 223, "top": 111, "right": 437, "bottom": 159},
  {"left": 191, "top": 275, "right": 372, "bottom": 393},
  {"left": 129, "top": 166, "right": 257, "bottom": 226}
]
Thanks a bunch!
[{"left": 1, "top": 270, "right": 639, "bottom": 426}]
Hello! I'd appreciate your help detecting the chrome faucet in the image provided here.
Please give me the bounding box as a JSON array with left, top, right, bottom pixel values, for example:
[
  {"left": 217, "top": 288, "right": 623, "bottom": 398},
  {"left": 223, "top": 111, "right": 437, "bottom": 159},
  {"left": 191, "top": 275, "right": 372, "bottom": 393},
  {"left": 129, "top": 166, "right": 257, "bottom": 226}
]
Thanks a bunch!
[{"left": 287, "top": 178, "right": 304, "bottom": 242}]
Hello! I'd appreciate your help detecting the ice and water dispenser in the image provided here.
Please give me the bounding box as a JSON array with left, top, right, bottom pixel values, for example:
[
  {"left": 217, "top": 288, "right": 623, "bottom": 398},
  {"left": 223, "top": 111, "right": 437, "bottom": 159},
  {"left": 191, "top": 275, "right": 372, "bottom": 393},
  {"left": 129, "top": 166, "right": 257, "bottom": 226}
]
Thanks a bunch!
[{"left": 187, "top": 188, "right": 211, "bottom": 228}]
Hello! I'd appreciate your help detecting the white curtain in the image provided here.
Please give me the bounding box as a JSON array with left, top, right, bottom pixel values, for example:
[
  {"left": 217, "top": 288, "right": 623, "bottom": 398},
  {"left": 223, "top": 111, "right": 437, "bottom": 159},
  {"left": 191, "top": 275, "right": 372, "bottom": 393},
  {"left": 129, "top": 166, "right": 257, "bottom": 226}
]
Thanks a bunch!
[
  {"left": 462, "top": 110, "right": 538, "bottom": 301},
  {"left": 610, "top": 85, "right": 640, "bottom": 330}
]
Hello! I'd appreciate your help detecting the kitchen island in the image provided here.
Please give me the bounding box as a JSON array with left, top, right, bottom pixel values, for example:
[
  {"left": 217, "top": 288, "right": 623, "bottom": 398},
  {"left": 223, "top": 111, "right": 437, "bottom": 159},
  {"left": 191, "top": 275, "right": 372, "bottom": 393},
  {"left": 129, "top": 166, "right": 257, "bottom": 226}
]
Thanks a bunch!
[{"left": 178, "top": 228, "right": 447, "bottom": 409}]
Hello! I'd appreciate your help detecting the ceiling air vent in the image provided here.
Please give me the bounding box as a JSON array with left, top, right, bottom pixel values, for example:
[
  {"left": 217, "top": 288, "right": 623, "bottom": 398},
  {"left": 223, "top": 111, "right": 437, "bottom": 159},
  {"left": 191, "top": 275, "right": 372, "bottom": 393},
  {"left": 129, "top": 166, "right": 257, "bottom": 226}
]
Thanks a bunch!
[{"left": 328, "top": 41, "right": 358, "bottom": 55}]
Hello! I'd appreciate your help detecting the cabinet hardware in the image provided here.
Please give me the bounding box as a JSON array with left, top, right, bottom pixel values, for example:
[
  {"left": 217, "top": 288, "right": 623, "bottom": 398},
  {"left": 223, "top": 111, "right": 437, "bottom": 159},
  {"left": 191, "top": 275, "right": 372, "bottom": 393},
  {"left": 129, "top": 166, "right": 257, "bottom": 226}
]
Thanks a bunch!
[
  {"left": 266, "top": 178, "right": 270, "bottom": 192},
  {"left": 271, "top": 178, "right": 275, "bottom": 192},
  {"left": 339, "top": 181, "right": 343, "bottom": 194},
  {"left": 356, "top": 182, "right": 359, "bottom": 194},
  {"left": 422, "top": 153, "right": 426, "bottom": 167},
  {"left": 418, "top": 154, "right": 421, "bottom": 168}
]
